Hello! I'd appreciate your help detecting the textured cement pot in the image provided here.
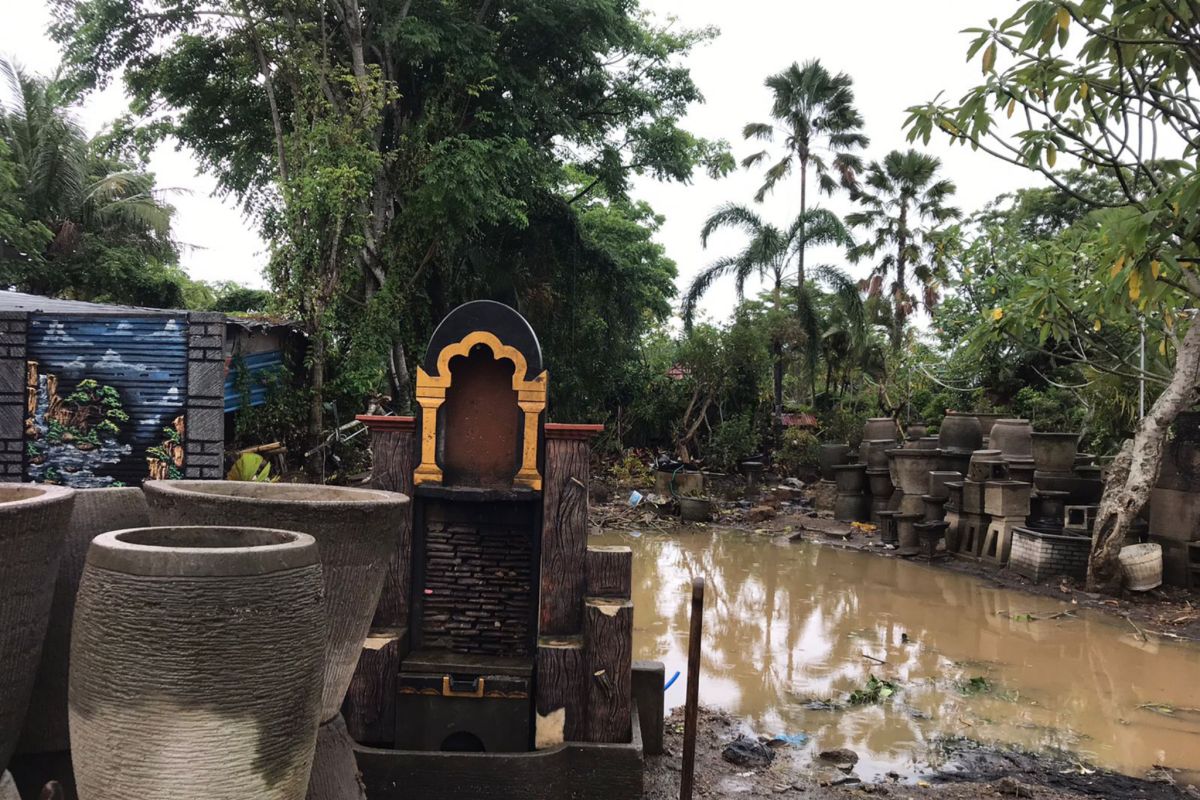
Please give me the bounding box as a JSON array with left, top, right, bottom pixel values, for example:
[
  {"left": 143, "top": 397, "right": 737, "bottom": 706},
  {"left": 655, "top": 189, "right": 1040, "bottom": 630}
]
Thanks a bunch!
[
  {"left": 818, "top": 444, "right": 853, "bottom": 482},
  {"left": 887, "top": 450, "right": 942, "bottom": 496},
  {"left": 896, "top": 513, "right": 922, "bottom": 554},
  {"left": 71, "top": 526, "right": 325, "bottom": 800},
  {"left": 863, "top": 417, "right": 899, "bottom": 442},
  {"left": 927, "top": 471, "right": 961, "bottom": 501},
  {"left": 834, "top": 493, "right": 870, "bottom": 523},
  {"left": 143, "top": 481, "right": 407, "bottom": 722},
  {"left": 938, "top": 448, "right": 972, "bottom": 477},
  {"left": 861, "top": 439, "right": 893, "bottom": 470},
  {"left": 966, "top": 450, "right": 1006, "bottom": 482},
  {"left": 1031, "top": 432, "right": 1081, "bottom": 474},
  {"left": 866, "top": 468, "right": 894, "bottom": 497},
  {"left": 0, "top": 484, "right": 75, "bottom": 776},
  {"left": 938, "top": 413, "right": 982, "bottom": 453},
  {"left": 679, "top": 496, "right": 713, "bottom": 522},
  {"left": 906, "top": 423, "right": 929, "bottom": 440},
  {"left": 18, "top": 488, "right": 149, "bottom": 755},
  {"left": 832, "top": 463, "right": 867, "bottom": 494},
  {"left": 989, "top": 419, "right": 1033, "bottom": 460},
  {"left": 974, "top": 413, "right": 1004, "bottom": 440}
]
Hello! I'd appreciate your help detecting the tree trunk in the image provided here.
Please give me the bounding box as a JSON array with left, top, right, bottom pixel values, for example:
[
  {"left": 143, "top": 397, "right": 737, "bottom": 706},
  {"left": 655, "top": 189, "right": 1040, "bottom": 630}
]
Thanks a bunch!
[
  {"left": 306, "top": 332, "right": 326, "bottom": 475},
  {"left": 1087, "top": 316, "right": 1200, "bottom": 593},
  {"left": 892, "top": 207, "right": 908, "bottom": 352},
  {"left": 797, "top": 158, "right": 808, "bottom": 288}
]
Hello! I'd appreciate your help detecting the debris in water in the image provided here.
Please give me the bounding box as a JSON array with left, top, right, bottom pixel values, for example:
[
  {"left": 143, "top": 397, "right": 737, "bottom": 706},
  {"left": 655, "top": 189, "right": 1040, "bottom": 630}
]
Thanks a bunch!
[
  {"left": 721, "top": 737, "right": 775, "bottom": 767},
  {"left": 958, "top": 676, "right": 992, "bottom": 695},
  {"left": 765, "top": 732, "right": 808, "bottom": 747},
  {"left": 847, "top": 675, "right": 898, "bottom": 705},
  {"left": 817, "top": 748, "right": 860, "bottom": 771}
]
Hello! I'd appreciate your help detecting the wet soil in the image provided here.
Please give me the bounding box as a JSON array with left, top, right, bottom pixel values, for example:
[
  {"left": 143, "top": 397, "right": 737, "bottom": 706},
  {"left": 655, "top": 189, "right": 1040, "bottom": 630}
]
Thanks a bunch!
[{"left": 645, "top": 707, "right": 1199, "bottom": 800}]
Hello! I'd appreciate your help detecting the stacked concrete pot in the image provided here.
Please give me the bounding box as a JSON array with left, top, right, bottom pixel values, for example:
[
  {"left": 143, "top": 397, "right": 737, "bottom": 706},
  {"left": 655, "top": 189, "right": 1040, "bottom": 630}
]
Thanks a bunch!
[
  {"left": 887, "top": 449, "right": 940, "bottom": 517},
  {"left": 937, "top": 412, "right": 981, "bottom": 479},
  {"left": 832, "top": 463, "right": 869, "bottom": 523},
  {"left": 0, "top": 484, "right": 75, "bottom": 794},
  {"left": 143, "top": 481, "right": 408, "bottom": 800},
  {"left": 1149, "top": 413, "right": 1200, "bottom": 585},
  {"left": 71, "top": 525, "right": 326, "bottom": 800}
]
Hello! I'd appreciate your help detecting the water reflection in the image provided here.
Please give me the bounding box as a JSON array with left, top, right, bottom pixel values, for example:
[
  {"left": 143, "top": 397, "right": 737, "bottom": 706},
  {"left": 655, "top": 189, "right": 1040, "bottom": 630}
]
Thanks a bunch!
[{"left": 595, "top": 528, "right": 1200, "bottom": 779}]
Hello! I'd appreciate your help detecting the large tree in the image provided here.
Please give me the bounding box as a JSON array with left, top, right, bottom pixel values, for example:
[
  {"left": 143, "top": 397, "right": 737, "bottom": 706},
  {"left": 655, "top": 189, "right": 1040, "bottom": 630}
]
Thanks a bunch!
[
  {"left": 906, "top": 0, "right": 1200, "bottom": 593},
  {"left": 742, "top": 60, "right": 868, "bottom": 286},
  {"left": 846, "top": 149, "right": 960, "bottom": 351},
  {"left": 53, "top": 0, "right": 730, "bottom": 450}
]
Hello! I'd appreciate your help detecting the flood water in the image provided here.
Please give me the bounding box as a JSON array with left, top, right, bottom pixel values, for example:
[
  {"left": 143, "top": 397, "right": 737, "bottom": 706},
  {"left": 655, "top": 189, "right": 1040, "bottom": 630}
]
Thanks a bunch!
[{"left": 592, "top": 528, "right": 1200, "bottom": 780}]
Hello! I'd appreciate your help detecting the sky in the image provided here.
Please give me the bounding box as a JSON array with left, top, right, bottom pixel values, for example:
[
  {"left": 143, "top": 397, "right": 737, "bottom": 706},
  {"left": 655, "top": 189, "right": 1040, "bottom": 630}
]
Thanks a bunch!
[{"left": 2, "top": 0, "right": 1042, "bottom": 318}]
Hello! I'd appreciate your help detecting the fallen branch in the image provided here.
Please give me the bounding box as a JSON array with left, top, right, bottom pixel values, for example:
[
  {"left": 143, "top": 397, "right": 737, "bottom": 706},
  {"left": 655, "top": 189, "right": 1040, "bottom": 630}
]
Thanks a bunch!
[{"left": 861, "top": 652, "right": 887, "bottom": 665}]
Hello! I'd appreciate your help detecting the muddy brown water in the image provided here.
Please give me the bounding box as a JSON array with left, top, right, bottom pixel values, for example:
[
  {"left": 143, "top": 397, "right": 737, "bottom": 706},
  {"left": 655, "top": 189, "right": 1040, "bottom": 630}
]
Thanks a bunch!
[{"left": 593, "top": 528, "right": 1200, "bottom": 780}]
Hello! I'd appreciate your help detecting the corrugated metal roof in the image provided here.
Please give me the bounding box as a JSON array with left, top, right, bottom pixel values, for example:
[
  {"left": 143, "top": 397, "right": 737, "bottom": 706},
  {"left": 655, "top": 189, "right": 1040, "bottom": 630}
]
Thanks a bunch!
[{"left": 0, "top": 290, "right": 183, "bottom": 316}]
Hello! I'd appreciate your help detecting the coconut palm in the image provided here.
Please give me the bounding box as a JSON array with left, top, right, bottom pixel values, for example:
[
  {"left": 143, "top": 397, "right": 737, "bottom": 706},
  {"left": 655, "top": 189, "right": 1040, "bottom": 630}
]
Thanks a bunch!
[
  {"left": 846, "top": 149, "right": 960, "bottom": 351},
  {"left": 683, "top": 202, "right": 857, "bottom": 416},
  {"left": 742, "top": 60, "right": 869, "bottom": 286}
]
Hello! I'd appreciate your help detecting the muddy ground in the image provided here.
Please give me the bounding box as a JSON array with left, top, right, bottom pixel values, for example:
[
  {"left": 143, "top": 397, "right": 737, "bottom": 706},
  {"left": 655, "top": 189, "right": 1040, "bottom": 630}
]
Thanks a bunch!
[{"left": 645, "top": 707, "right": 1200, "bottom": 800}]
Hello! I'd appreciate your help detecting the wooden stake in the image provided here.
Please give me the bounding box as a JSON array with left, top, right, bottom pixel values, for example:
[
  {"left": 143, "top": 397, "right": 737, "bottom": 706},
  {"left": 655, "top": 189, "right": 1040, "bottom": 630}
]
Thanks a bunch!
[{"left": 681, "top": 577, "right": 704, "bottom": 800}]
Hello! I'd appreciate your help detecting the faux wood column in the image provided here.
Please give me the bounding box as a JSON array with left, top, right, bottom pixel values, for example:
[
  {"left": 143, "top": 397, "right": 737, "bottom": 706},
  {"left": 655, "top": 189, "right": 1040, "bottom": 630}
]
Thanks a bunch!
[
  {"left": 534, "top": 636, "right": 588, "bottom": 749},
  {"left": 583, "top": 598, "right": 633, "bottom": 743},
  {"left": 341, "top": 628, "right": 405, "bottom": 746},
  {"left": 539, "top": 425, "right": 602, "bottom": 636},
  {"left": 357, "top": 415, "right": 416, "bottom": 627},
  {"left": 586, "top": 546, "right": 632, "bottom": 599}
]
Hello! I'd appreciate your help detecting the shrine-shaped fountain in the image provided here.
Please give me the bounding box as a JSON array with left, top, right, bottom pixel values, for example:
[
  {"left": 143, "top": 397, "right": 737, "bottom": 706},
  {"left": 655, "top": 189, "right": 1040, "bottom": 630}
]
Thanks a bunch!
[{"left": 349, "top": 301, "right": 658, "bottom": 800}]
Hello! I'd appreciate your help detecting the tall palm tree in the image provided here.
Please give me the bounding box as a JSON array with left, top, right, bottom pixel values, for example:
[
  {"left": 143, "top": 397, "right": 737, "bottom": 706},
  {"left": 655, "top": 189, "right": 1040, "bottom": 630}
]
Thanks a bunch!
[
  {"left": 742, "top": 60, "right": 869, "bottom": 287},
  {"left": 846, "top": 149, "right": 960, "bottom": 351},
  {"left": 683, "top": 203, "right": 854, "bottom": 418}
]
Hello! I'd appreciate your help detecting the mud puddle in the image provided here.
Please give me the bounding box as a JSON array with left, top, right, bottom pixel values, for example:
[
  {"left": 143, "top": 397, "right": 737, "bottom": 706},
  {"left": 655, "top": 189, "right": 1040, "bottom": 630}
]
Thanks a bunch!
[{"left": 593, "top": 528, "right": 1200, "bottom": 782}]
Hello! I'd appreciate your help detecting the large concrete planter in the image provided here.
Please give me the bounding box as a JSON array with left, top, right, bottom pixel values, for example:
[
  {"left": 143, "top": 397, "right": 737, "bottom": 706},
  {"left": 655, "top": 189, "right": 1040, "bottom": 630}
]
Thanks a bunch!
[
  {"left": 861, "top": 439, "right": 893, "bottom": 469},
  {"left": 974, "top": 413, "right": 1004, "bottom": 440},
  {"left": 0, "top": 484, "right": 75, "bottom": 776},
  {"left": 937, "top": 413, "right": 982, "bottom": 453},
  {"left": 71, "top": 526, "right": 325, "bottom": 800},
  {"left": 887, "top": 450, "right": 941, "bottom": 495},
  {"left": 989, "top": 419, "right": 1033, "bottom": 460},
  {"left": 18, "top": 488, "right": 149, "bottom": 755},
  {"left": 832, "top": 463, "right": 866, "bottom": 494},
  {"left": 863, "top": 417, "right": 898, "bottom": 442},
  {"left": 1031, "top": 432, "right": 1081, "bottom": 474},
  {"left": 143, "top": 482, "right": 407, "bottom": 721},
  {"left": 818, "top": 444, "right": 852, "bottom": 482}
]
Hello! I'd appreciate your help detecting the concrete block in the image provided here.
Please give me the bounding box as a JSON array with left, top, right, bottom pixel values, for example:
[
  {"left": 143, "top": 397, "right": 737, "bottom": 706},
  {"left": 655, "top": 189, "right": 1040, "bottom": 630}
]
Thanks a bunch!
[
  {"left": 188, "top": 359, "right": 225, "bottom": 398},
  {"left": 0, "top": 360, "right": 23, "bottom": 394},
  {"left": 186, "top": 407, "right": 224, "bottom": 445}
]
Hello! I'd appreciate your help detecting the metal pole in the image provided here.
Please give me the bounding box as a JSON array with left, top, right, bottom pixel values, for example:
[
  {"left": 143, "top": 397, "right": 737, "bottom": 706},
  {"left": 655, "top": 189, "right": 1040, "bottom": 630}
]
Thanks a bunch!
[{"left": 680, "top": 577, "right": 704, "bottom": 800}]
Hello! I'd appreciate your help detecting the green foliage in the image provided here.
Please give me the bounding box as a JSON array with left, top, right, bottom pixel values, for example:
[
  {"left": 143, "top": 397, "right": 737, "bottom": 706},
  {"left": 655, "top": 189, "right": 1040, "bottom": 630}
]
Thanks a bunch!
[
  {"left": 226, "top": 452, "right": 272, "bottom": 482},
  {"left": 609, "top": 450, "right": 653, "bottom": 489},
  {"left": 706, "top": 412, "right": 762, "bottom": 473},
  {"left": 847, "top": 675, "right": 897, "bottom": 705},
  {"left": 776, "top": 428, "right": 820, "bottom": 475}
]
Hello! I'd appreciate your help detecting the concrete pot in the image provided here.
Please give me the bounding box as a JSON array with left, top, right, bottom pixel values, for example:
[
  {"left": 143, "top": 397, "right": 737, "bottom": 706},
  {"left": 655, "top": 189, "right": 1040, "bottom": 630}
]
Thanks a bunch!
[
  {"left": 863, "top": 417, "right": 898, "bottom": 442},
  {"left": 818, "top": 444, "right": 853, "bottom": 482},
  {"left": 861, "top": 440, "right": 893, "bottom": 470},
  {"left": 866, "top": 468, "right": 893, "bottom": 498},
  {"left": 0, "top": 484, "right": 75, "bottom": 775},
  {"left": 832, "top": 463, "right": 867, "bottom": 494},
  {"left": 938, "top": 449, "right": 972, "bottom": 477},
  {"left": 974, "top": 413, "right": 1004, "bottom": 440},
  {"left": 143, "top": 481, "right": 407, "bottom": 722},
  {"left": 887, "top": 450, "right": 942, "bottom": 495},
  {"left": 679, "top": 496, "right": 713, "bottom": 522},
  {"left": 71, "top": 526, "right": 325, "bottom": 800},
  {"left": 0, "top": 771, "right": 16, "bottom": 800},
  {"left": 938, "top": 413, "right": 982, "bottom": 454},
  {"left": 1034, "top": 472, "right": 1103, "bottom": 506},
  {"left": 989, "top": 419, "right": 1033, "bottom": 459},
  {"left": 927, "top": 471, "right": 961, "bottom": 500},
  {"left": 916, "top": 436, "right": 940, "bottom": 450},
  {"left": 18, "top": 488, "right": 149, "bottom": 755},
  {"left": 896, "top": 513, "right": 922, "bottom": 553},
  {"left": 966, "top": 450, "right": 1006, "bottom": 482},
  {"left": 1031, "top": 433, "right": 1081, "bottom": 474},
  {"left": 834, "top": 494, "right": 870, "bottom": 523},
  {"left": 905, "top": 423, "right": 929, "bottom": 440}
]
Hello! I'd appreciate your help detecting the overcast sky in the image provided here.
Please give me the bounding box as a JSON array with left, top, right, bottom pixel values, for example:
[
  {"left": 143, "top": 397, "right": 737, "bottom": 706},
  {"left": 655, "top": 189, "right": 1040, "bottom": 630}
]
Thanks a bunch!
[{"left": 2, "top": 1, "right": 1041, "bottom": 321}]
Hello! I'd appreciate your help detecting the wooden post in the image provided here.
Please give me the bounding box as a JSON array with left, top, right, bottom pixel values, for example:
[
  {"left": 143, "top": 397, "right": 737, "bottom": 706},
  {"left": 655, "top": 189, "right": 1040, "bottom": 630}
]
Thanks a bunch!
[
  {"left": 341, "top": 628, "right": 405, "bottom": 746},
  {"left": 357, "top": 415, "right": 416, "bottom": 628},
  {"left": 586, "top": 546, "right": 632, "bottom": 599},
  {"left": 534, "top": 636, "right": 588, "bottom": 749},
  {"left": 632, "top": 661, "right": 665, "bottom": 756},
  {"left": 583, "top": 598, "right": 633, "bottom": 743},
  {"left": 540, "top": 427, "right": 599, "bottom": 636},
  {"left": 680, "top": 578, "right": 704, "bottom": 800}
]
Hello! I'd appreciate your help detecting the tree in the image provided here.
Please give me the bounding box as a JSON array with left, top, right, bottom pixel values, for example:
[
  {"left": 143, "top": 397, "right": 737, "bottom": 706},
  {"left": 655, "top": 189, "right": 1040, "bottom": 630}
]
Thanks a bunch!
[
  {"left": 742, "top": 60, "right": 869, "bottom": 286},
  {"left": 684, "top": 203, "right": 854, "bottom": 417},
  {"left": 906, "top": 0, "right": 1200, "bottom": 593},
  {"left": 846, "top": 149, "right": 960, "bottom": 351},
  {"left": 54, "top": 0, "right": 731, "bottom": 453},
  {"left": 0, "top": 59, "right": 185, "bottom": 307}
]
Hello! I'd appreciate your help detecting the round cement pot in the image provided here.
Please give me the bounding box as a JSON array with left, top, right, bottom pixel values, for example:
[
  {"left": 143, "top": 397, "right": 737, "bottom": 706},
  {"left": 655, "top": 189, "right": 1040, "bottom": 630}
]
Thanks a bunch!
[
  {"left": 71, "top": 526, "right": 325, "bottom": 800},
  {"left": 0, "top": 484, "right": 75, "bottom": 775},
  {"left": 888, "top": 450, "right": 941, "bottom": 495},
  {"left": 1031, "top": 432, "right": 1081, "bottom": 474},
  {"left": 896, "top": 492, "right": 924, "bottom": 516},
  {"left": 679, "top": 496, "right": 713, "bottom": 522},
  {"left": 989, "top": 419, "right": 1033, "bottom": 459},
  {"left": 866, "top": 468, "right": 893, "bottom": 498},
  {"left": 927, "top": 471, "right": 961, "bottom": 500},
  {"left": 18, "top": 488, "right": 149, "bottom": 755},
  {"left": 832, "top": 463, "right": 867, "bottom": 494},
  {"left": 143, "top": 482, "right": 406, "bottom": 722},
  {"left": 966, "top": 450, "right": 1006, "bottom": 482},
  {"left": 916, "top": 436, "right": 940, "bottom": 450},
  {"left": 863, "top": 417, "right": 898, "bottom": 442},
  {"left": 938, "top": 449, "right": 972, "bottom": 477},
  {"left": 1035, "top": 472, "right": 1103, "bottom": 506},
  {"left": 834, "top": 494, "right": 870, "bottom": 523},
  {"left": 974, "top": 413, "right": 1004, "bottom": 440},
  {"left": 1007, "top": 458, "right": 1036, "bottom": 485},
  {"left": 896, "top": 513, "right": 922, "bottom": 553},
  {"left": 938, "top": 413, "right": 982, "bottom": 453},
  {"left": 1029, "top": 491, "right": 1069, "bottom": 530},
  {"left": 876, "top": 511, "right": 899, "bottom": 544},
  {"left": 921, "top": 495, "right": 948, "bottom": 522},
  {"left": 861, "top": 439, "right": 893, "bottom": 470},
  {"left": 818, "top": 444, "right": 853, "bottom": 482},
  {"left": 906, "top": 423, "right": 929, "bottom": 440}
]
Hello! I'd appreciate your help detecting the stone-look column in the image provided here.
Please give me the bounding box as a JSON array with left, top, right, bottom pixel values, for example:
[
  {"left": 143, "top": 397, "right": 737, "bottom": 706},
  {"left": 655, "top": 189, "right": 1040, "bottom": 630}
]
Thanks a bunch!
[
  {"left": 0, "top": 311, "right": 29, "bottom": 482},
  {"left": 184, "top": 312, "right": 227, "bottom": 479}
]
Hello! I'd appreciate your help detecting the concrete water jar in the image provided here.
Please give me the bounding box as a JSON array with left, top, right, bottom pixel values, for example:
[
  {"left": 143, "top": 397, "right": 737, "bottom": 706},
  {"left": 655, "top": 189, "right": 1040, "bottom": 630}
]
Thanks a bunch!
[
  {"left": 861, "top": 439, "right": 893, "bottom": 469},
  {"left": 973, "top": 413, "right": 1004, "bottom": 441},
  {"left": 142, "top": 481, "right": 408, "bottom": 800},
  {"left": 18, "top": 488, "right": 149, "bottom": 756},
  {"left": 937, "top": 413, "right": 982, "bottom": 453},
  {"left": 989, "top": 419, "right": 1033, "bottom": 460},
  {"left": 863, "top": 417, "right": 898, "bottom": 442},
  {"left": 70, "top": 526, "right": 325, "bottom": 800},
  {"left": 1031, "top": 432, "right": 1081, "bottom": 474},
  {"left": 0, "top": 484, "right": 75, "bottom": 777},
  {"left": 888, "top": 450, "right": 941, "bottom": 495},
  {"left": 818, "top": 444, "right": 852, "bottom": 481}
]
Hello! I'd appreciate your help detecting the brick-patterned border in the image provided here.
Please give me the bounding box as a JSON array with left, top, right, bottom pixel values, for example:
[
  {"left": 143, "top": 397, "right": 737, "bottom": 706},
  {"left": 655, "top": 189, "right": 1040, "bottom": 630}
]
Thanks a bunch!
[
  {"left": 0, "top": 311, "right": 28, "bottom": 481},
  {"left": 184, "top": 312, "right": 227, "bottom": 479}
]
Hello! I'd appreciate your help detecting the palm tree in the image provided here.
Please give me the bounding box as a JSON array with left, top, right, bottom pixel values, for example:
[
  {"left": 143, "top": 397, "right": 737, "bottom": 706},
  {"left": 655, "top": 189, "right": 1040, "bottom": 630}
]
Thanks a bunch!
[
  {"left": 683, "top": 203, "right": 855, "bottom": 418},
  {"left": 846, "top": 149, "right": 960, "bottom": 351},
  {"left": 742, "top": 60, "right": 869, "bottom": 287}
]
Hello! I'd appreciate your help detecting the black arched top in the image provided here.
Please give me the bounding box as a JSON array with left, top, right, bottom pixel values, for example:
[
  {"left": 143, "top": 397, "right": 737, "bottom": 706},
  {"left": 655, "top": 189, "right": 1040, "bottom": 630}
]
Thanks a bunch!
[{"left": 421, "top": 300, "right": 543, "bottom": 379}]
